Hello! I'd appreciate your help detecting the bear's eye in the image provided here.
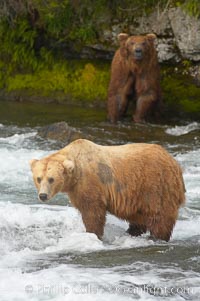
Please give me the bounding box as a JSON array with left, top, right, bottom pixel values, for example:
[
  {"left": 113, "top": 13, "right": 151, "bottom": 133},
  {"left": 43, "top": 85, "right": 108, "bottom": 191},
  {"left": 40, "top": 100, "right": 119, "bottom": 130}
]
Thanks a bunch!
[
  {"left": 37, "top": 177, "right": 42, "bottom": 184},
  {"left": 48, "top": 177, "right": 54, "bottom": 184},
  {"left": 130, "top": 41, "right": 135, "bottom": 45}
]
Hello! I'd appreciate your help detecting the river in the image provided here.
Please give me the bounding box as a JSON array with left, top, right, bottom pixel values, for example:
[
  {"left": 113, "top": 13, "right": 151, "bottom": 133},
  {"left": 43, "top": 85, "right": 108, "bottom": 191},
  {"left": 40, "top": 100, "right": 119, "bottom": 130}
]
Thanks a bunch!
[{"left": 0, "top": 101, "right": 199, "bottom": 301}]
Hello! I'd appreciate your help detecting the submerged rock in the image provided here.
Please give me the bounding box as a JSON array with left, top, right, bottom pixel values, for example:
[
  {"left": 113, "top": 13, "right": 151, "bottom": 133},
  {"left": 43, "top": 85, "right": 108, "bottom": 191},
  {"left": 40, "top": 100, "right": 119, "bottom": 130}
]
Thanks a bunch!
[{"left": 37, "top": 122, "right": 83, "bottom": 144}]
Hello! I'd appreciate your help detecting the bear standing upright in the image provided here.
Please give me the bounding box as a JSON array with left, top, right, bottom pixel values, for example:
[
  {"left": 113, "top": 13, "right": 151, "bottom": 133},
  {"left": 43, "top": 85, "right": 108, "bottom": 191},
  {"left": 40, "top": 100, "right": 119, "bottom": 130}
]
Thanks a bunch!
[
  {"left": 107, "top": 33, "right": 162, "bottom": 123},
  {"left": 30, "top": 139, "right": 185, "bottom": 242}
]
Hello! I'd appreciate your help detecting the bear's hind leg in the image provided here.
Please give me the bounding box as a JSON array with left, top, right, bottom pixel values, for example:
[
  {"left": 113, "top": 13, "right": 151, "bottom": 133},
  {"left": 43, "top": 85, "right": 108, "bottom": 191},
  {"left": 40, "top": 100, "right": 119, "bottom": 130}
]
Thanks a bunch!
[
  {"left": 127, "top": 223, "right": 147, "bottom": 237},
  {"left": 149, "top": 216, "right": 176, "bottom": 242}
]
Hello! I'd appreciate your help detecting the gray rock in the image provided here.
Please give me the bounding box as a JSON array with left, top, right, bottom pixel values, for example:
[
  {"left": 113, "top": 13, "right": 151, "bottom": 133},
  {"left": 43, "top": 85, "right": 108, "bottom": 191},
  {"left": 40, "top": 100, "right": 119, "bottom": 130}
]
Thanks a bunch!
[
  {"left": 189, "top": 65, "right": 200, "bottom": 86},
  {"left": 169, "top": 8, "right": 200, "bottom": 61},
  {"left": 157, "top": 38, "right": 180, "bottom": 62},
  {"left": 88, "top": 7, "right": 200, "bottom": 64},
  {"left": 37, "top": 122, "right": 83, "bottom": 144}
]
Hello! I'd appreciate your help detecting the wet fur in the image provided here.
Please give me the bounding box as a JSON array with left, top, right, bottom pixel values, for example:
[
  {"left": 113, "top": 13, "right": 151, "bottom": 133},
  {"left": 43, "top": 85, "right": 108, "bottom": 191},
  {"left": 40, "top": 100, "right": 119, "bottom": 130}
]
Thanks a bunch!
[{"left": 30, "top": 139, "right": 185, "bottom": 241}]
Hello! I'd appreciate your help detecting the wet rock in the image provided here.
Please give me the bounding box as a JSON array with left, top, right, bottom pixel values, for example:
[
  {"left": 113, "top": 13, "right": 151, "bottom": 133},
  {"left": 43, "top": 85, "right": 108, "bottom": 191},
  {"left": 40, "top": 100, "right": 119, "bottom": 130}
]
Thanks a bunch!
[{"left": 37, "top": 122, "right": 83, "bottom": 144}]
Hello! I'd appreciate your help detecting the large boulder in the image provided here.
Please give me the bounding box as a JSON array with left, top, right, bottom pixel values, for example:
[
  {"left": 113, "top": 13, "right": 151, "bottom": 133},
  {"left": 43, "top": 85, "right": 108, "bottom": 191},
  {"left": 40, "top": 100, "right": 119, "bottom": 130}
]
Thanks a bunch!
[
  {"left": 169, "top": 8, "right": 200, "bottom": 61},
  {"left": 37, "top": 122, "right": 83, "bottom": 144}
]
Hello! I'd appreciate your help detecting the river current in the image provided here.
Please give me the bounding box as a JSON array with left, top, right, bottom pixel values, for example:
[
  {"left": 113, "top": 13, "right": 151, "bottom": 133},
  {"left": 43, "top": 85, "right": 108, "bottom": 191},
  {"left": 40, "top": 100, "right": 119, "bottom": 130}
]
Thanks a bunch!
[{"left": 0, "top": 101, "right": 199, "bottom": 301}]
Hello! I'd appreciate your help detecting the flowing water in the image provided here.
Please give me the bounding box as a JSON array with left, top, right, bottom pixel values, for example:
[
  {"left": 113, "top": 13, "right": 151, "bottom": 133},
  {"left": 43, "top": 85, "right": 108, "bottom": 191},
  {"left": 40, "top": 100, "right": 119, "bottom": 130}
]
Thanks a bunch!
[{"left": 0, "top": 101, "right": 200, "bottom": 301}]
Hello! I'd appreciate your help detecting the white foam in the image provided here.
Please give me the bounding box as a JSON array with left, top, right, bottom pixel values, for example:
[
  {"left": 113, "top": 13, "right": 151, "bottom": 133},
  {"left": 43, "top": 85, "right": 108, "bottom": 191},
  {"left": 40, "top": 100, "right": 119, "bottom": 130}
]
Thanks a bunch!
[
  {"left": 0, "top": 132, "right": 37, "bottom": 145},
  {"left": 45, "top": 232, "right": 105, "bottom": 253},
  {"left": 1, "top": 199, "right": 199, "bottom": 266},
  {"left": 0, "top": 265, "right": 134, "bottom": 301},
  {"left": 0, "top": 202, "right": 143, "bottom": 256},
  {"left": 172, "top": 216, "right": 200, "bottom": 240},
  {"left": 165, "top": 122, "right": 200, "bottom": 136},
  {"left": 0, "top": 147, "right": 48, "bottom": 186},
  {"left": 176, "top": 149, "right": 200, "bottom": 198},
  {"left": 0, "top": 261, "right": 198, "bottom": 301},
  {"left": 176, "top": 148, "right": 200, "bottom": 160},
  {"left": 0, "top": 203, "right": 84, "bottom": 256}
]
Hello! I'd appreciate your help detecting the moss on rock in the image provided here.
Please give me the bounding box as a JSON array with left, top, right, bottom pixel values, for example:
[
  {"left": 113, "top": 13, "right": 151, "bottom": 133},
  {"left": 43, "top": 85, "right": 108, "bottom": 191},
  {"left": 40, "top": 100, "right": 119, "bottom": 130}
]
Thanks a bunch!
[
  {"left": 161, "top": 65, "right": 200, "bottom": 119},
  {"left": 4, "top": 60, "right": 110, "bottom": 105}
]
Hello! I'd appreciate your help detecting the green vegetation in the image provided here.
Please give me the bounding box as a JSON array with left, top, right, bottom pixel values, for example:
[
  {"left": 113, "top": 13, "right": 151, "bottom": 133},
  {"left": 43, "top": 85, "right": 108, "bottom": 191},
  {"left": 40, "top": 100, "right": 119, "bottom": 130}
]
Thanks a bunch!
[
  {"left": 5, "top": 60, "right": 109, "bottom": 104},
  {"left": 162, "top": 66, "right": 200, "bottom": 118},
  {"left": 181, "top": 0, "right": 200, "bottom": 19}
]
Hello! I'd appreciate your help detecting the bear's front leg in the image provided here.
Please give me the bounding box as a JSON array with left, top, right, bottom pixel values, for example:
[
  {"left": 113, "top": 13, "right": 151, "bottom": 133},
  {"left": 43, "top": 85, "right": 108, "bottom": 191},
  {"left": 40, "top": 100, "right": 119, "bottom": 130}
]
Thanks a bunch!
[
  {"left": 80, "top": 201, "right": 106, "bottom": 240},
  {"left": 107, "top": 94, "right": 121, "bottom": 123}
]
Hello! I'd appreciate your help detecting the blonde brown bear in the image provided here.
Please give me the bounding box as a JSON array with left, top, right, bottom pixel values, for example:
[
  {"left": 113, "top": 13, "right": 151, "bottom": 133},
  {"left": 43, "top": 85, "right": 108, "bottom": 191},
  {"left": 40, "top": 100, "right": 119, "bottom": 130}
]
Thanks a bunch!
[{"left": 30, "top": 139, "right": 185, "bottom": 241}]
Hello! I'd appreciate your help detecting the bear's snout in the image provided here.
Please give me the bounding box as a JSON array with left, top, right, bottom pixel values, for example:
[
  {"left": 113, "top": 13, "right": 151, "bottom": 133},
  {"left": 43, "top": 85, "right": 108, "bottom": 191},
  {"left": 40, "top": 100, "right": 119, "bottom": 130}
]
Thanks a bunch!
[
  {"left": 39, "top": 193, "right": 48, "bottom": 202},
  {"left": 134, "top": 47, "right": 143, "bottom": 60}
]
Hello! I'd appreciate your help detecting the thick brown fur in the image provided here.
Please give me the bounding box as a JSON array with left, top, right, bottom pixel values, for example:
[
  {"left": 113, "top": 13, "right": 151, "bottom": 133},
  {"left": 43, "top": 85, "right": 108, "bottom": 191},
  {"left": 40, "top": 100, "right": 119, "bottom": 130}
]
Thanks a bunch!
[
  {"left": 107, "top": 33, "right": 162, "bottom": 123},
  {"left": 30, "top": 139, "right": 185, "bottom": 241}
]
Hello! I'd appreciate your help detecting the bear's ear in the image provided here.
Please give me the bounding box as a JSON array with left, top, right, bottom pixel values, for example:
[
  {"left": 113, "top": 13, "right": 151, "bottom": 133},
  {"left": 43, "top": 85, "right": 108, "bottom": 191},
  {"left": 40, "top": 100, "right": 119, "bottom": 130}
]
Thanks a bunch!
[
  {"left": 118, "top": 33, "right": 129, "bottom": 58},
  {"left": 117, "top": 32, "right": 129, "bottom": 47},
  {"left": 29, "top": 159, "right": 38, "bottom": 169},
  {"left": 118, "top": 33, "right": 129, "bottom": 46},
  {"left": 63, "top": 159, "right": 74, "bottom": 174},
  {"left": 146, "top": 33, "right": 157, "bottom": 41}
]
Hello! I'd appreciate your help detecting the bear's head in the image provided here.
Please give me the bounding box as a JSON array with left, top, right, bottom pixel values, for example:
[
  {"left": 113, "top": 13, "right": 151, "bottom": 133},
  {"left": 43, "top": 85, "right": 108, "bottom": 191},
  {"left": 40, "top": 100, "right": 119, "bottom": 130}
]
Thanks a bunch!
[
  {"left": 29, "top": 158, "right": 75, "bottom": 202},
  {"left": 118, "top": 33, "right": 157, "bottom": 62}
]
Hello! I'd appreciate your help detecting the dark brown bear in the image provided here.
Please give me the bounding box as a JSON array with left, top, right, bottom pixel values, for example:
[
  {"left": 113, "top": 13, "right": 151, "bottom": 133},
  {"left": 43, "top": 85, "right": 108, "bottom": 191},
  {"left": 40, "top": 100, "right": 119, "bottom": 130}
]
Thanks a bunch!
[{"left": 107, "top": 33, "right": 162, "bottom": 123}]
